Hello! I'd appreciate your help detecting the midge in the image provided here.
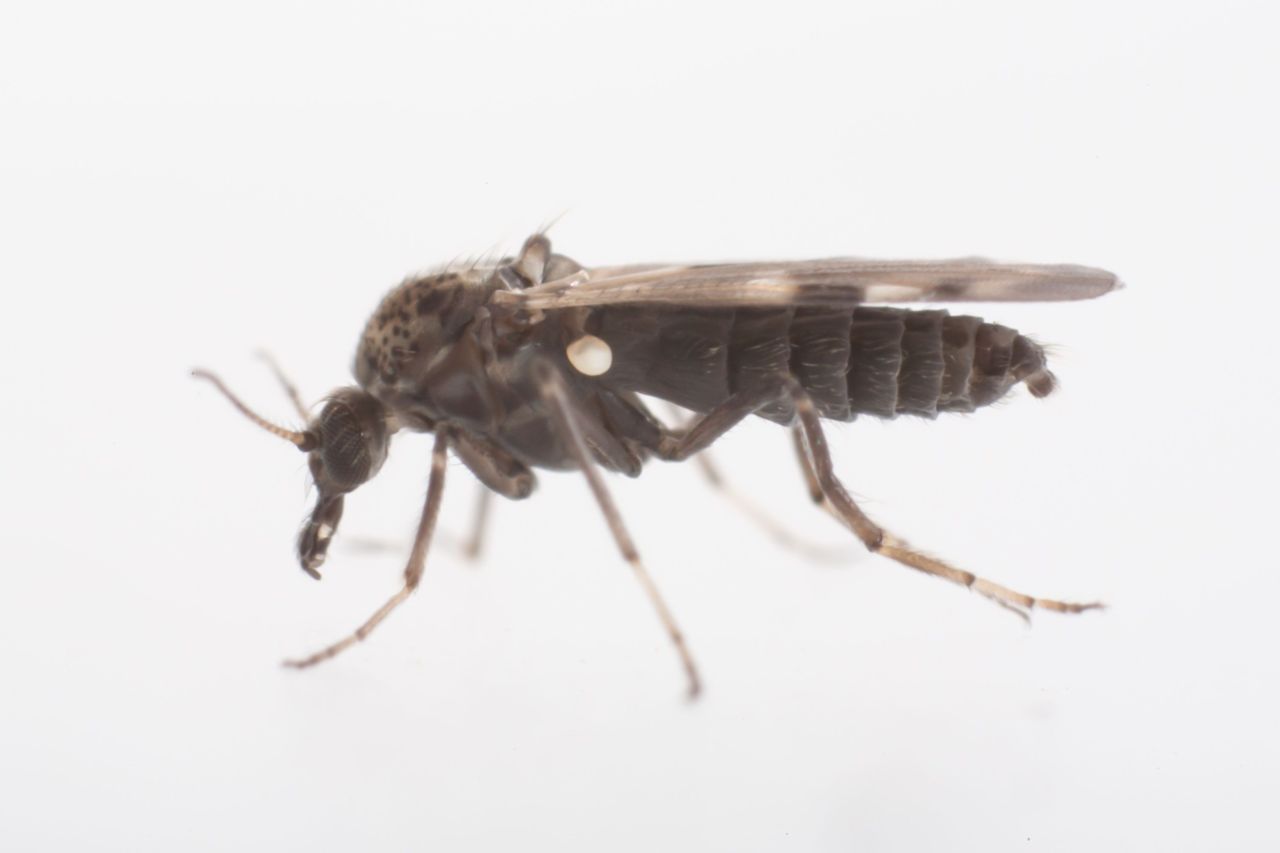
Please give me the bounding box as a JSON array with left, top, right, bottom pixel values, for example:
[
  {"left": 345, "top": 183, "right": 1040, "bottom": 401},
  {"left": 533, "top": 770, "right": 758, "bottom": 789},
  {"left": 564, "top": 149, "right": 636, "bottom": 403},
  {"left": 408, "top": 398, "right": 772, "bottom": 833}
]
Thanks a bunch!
[{"left": 194, "top": 235, "right": 1118, "bottom": 698}]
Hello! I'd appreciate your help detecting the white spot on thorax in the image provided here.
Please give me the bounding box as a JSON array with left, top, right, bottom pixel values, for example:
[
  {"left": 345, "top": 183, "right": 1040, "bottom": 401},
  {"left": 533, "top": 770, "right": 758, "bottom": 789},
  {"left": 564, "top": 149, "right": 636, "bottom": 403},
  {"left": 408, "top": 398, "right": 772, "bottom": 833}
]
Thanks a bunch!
[{"left": 566, "top": 334, "right": 613, "bottom": 376}]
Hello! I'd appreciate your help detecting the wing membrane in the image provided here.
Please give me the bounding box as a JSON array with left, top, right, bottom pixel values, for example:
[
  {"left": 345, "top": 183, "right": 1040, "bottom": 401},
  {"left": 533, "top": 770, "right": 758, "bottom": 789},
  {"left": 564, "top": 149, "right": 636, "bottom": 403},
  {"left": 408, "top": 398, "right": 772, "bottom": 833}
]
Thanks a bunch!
[{"left": 492, "top": 258, "right": 1120, "bottom": 310}]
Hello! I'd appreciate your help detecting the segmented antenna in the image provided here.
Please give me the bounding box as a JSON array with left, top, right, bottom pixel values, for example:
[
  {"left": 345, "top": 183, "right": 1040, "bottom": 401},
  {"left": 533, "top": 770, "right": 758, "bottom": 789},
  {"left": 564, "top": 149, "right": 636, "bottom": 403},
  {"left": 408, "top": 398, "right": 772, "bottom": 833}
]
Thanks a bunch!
[{"left": 192, "top": 368, "right": 318, "bottom": 451}]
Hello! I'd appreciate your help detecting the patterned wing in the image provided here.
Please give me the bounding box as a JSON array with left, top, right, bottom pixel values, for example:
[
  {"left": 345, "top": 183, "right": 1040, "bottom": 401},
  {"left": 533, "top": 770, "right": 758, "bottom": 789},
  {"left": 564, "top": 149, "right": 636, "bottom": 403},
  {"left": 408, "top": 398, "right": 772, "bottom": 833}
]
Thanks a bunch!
[{"left": 492, "top": 258, "right": 1120, "bottom": 311}]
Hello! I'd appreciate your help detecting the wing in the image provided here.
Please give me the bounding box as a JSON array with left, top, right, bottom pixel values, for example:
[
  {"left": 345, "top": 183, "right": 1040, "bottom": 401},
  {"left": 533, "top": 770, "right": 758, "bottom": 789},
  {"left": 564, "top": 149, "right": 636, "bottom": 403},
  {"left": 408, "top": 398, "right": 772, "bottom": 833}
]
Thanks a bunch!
[{"left": 491, "top": 258, "right": 1121, "bottom": 311}]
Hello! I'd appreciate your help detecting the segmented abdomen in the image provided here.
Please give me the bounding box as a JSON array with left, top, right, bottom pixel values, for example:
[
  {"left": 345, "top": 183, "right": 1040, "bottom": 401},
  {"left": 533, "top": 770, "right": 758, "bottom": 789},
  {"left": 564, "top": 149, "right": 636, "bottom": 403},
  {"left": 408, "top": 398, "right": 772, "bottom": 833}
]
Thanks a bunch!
[{"left": 590, "top": 305, "right": 1053, "bottom": 423}]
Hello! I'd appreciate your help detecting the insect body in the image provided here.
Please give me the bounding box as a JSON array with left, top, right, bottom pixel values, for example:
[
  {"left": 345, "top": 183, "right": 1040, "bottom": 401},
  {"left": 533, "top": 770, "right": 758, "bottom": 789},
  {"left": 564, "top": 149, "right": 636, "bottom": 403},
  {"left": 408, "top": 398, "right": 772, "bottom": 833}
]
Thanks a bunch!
[{"left": 195, "top": 235, "right": 1119, "bottom": 697}]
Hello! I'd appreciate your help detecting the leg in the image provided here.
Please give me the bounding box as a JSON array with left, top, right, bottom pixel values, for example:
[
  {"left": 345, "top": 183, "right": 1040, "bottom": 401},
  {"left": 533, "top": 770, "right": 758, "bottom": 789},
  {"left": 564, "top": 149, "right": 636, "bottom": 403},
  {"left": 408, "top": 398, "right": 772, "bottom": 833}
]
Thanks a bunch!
[
  {"left": 448, "top": 429, "right": 537, "bottom": 561},
  {"left": 687, "top": 450, "right": 849, "bottom": 563},
  {"left": 451, "top": 429, "right": 535, "bottom": 499},
  {"left": 535, "top": 362, "right": 702, "bottom": 699},
  {"left": 787, "top": 381, "right": 1104, "bottom": 621},
  {"left": 461, "top": 488, "right": 492, "bottom": 561},
  {"left": 791, "top": 426, "right": 825, "bottom": 505},
  {"left": 341, "top": 486, "right": 491, "bottom": 562},
  {"left": 652, "top": 399, "right": 849, "bottom": 562},
  {"left": 656, "top": 385, "right": 785, "bottom": 462},
  {"left": 338, "top": 426, "right": 526, "bottom": 563},
  {"left": 283, "top": 429, "right": 450, "bottom": 668}
]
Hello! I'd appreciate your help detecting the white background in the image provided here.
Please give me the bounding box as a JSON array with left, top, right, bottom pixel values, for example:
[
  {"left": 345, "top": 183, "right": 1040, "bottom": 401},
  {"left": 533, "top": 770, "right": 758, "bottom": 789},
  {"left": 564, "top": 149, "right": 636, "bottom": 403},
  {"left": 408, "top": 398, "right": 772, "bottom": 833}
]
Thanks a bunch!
[{"left": 2, "top": 1, "right": 1277, "bottom": 851}]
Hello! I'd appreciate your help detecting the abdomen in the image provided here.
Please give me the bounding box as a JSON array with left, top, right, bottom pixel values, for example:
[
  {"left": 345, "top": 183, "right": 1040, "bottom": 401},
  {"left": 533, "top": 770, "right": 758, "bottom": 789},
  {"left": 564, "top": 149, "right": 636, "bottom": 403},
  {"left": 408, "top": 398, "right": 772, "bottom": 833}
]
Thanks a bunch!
[{"left": 589, "top": 305, "right": 1054, "bottom": 423}]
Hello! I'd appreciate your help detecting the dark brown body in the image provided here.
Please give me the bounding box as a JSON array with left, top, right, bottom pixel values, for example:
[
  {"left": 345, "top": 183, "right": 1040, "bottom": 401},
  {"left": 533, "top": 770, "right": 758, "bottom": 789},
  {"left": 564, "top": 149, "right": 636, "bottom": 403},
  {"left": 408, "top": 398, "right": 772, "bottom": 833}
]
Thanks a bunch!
[
  {"left": 353, "top": 267, "right": 1052, "bottom": 478},
  {"left": 196, "top": 238, "right": 1115, "bottom": 694},
  {"left": 589, "top": 304, "right": 1051, "bottom": 424}
]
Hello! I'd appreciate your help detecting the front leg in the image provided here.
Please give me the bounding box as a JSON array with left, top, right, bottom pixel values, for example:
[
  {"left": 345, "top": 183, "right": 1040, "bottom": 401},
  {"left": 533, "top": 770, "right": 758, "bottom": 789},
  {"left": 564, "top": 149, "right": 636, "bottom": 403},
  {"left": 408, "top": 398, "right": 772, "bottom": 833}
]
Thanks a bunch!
[
  {"left": 283, "top": 429, "right": 452, "bottom": 668},
  {"left": 341, "top": 432, "right": 512, "bottom": 561},
  {"left": 448, "top": 430, "right": 537, "bottom": 561},
  {"left": 450, "top": 429, "right": 536, "bottom": 499}
]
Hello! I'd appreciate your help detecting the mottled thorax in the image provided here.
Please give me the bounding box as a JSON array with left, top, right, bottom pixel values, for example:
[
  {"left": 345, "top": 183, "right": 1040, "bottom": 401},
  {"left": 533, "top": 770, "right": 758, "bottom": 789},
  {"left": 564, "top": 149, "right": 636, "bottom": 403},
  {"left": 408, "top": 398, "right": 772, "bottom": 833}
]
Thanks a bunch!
[{"left": 353, "top": 269, "right": 494, "bottom": 392}]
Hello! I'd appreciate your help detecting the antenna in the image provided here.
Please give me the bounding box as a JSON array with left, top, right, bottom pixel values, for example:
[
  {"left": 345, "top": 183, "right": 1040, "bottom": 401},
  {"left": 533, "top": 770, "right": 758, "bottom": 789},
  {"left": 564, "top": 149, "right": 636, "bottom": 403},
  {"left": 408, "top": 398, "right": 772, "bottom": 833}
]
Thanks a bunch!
[{"left": 192, "top": 368, "right": 317, "bottom": 451}]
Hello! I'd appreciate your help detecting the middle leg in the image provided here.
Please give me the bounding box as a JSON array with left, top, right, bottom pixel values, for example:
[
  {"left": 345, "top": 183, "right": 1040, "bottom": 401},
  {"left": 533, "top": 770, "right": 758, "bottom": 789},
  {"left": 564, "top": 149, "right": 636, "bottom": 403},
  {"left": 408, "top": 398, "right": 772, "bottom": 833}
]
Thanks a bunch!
[{"left": 535, "top": 362, "right": 702, "bottom": 699}]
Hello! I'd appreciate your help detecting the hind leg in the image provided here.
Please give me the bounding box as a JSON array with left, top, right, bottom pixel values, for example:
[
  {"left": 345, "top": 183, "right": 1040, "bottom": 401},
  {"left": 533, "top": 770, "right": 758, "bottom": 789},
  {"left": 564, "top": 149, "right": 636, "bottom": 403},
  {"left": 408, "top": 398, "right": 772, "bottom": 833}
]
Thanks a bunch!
[
  {"left": 786, "top": 380, "right": 1104, "bottom": 620},
  {"left": 647, "top": 399, "right": 848, "bottom": 561}
]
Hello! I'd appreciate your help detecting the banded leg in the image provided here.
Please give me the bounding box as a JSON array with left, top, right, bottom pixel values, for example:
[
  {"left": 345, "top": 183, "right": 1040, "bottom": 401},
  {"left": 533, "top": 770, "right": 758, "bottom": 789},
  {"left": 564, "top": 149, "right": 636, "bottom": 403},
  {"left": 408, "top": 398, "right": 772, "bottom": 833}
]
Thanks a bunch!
[
  {"left": 535, "top": 362, "right": 702, "bottom": 699},
  {"left": 787, "top": 381, "right": 1104, "bottom": 621},
  {"left": 656, "top": 401, "right": 849, "bottom": 562},
  {"left": 283, "top": 429, "right": 451, "bottom": 668}
]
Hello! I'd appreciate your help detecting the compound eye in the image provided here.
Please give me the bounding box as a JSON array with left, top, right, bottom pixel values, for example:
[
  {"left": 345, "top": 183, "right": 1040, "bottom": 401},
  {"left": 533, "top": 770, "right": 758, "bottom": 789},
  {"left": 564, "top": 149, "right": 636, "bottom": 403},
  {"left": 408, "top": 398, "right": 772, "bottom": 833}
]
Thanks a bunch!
[
  {"left": 311, "top": 389, "right": 391, "bottom": 494},
  {"left": 316, "top": 402, "right": 373, "bottom": 491}
]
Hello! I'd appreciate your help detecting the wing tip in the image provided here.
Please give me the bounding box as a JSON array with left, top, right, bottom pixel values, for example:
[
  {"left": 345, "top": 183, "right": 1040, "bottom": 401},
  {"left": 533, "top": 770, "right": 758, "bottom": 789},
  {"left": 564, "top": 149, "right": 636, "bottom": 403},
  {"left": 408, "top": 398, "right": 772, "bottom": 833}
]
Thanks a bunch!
[
  {"left": 1043, "top": 263, "right": 1122, "bottom": 300},
  {"left": 1086, "top": 266, "right": 1124, "bottom": 299}
]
